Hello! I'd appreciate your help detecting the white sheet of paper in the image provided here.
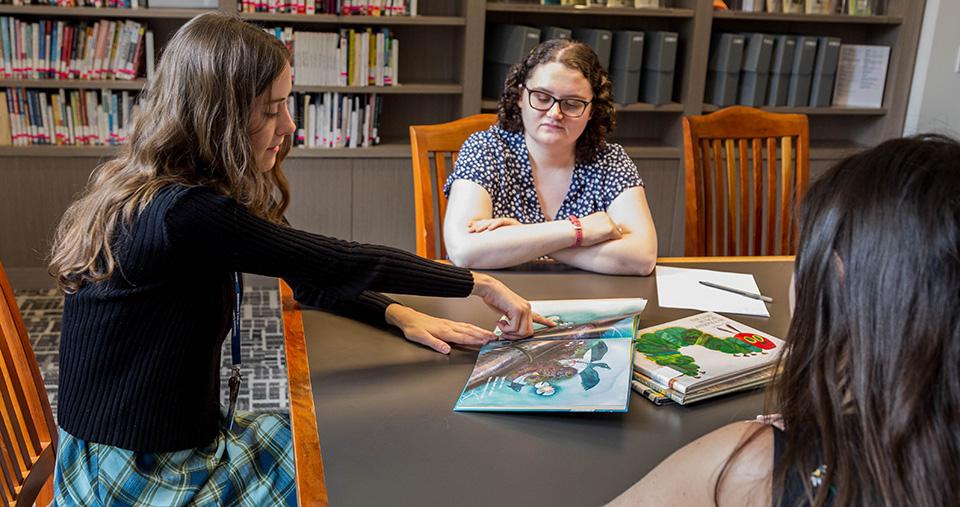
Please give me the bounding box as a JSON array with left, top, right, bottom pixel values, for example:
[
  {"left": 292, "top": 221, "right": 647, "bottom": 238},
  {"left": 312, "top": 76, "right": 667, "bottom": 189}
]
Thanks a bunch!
[{"left": 655, "top": 266, "right": 770, "bottom": 317}]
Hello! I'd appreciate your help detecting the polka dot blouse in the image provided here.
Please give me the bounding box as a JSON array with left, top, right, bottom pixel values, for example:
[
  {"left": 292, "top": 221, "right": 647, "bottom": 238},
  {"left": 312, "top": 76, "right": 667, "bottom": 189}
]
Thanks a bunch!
[{"left": 443, "top": 125, "right": 645, "bottom": 223}]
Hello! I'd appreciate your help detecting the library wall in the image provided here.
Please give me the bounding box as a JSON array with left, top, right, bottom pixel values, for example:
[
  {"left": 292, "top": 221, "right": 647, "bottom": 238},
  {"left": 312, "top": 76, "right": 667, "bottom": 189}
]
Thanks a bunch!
[{"left": 0, "top": 0, "right": 928, "bottom": 274}]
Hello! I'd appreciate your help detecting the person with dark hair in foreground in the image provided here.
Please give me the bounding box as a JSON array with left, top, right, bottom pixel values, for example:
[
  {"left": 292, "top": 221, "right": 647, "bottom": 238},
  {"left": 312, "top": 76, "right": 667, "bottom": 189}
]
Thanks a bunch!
[
  {"left": 443, "top": 39, "right": 657, "bottom": 274},
  {"left": 607, "top": 134, "right": 960, "bottom": 506}
]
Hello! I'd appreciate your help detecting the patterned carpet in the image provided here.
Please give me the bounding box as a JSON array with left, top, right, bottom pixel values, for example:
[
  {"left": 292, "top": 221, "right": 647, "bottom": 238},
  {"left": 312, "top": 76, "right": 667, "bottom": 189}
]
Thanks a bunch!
[{"left": 15, "top": 287, "right": 290, "bottom": 417}]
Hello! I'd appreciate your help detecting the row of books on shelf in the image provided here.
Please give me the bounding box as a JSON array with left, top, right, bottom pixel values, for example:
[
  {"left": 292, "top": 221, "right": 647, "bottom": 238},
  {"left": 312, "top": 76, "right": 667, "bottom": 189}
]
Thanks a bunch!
[
  {"left": 0, "top": 87, "right": 136, "bottom": 146},
  {"left": 268, "top": 26, "right": 398, "bottom": 87},
  {"left": 239, "top": 0, "right": 417, "bottom": 16},
  {"left": 0, "top": 87, "right": 386, "bottom": 148},
  {"left": 0, "top": 0, "right": 144, "bottom": 7},
  {"left": 0, "top": 17, "right": 154, "bottom": 81},
  {"left": 729, "top": 0, "right": 881, "bottom": 15},
  {"left": 290, "top": 92, "right": 382, "bottom": 148}
]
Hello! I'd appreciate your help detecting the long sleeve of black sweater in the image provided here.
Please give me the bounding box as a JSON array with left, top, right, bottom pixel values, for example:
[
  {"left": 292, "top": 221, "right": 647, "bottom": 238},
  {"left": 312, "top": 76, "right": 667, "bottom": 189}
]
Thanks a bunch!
[{"left": 164, "top": 186, "right": 474, "bottom": 301}]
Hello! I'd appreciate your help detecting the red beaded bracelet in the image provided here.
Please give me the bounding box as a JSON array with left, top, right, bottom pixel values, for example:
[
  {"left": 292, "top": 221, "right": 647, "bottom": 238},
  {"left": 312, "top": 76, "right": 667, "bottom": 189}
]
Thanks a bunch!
[{"left": 568, "top": 215, "right": 583, "bottom": 247}]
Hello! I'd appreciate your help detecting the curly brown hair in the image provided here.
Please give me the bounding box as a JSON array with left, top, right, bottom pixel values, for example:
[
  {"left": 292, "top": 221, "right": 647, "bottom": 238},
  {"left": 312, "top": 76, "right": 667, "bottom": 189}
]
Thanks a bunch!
[{"left": 497, "top": 39, "right": 615, "bottom": 163}]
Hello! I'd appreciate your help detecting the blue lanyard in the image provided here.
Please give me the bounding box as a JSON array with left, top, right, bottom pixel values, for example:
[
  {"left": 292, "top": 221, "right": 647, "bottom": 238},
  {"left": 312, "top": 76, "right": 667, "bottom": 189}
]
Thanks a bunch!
[
  {"left": 226, "top": 272, "right": 243, "bottom": 430},
  {"left": 231, "top": 272, "right": 242, "bottom": 366}
]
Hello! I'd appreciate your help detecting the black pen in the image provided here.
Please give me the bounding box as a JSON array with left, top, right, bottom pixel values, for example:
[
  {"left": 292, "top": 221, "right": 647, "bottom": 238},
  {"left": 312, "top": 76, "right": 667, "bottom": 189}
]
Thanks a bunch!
[{"left": 698, "top": 280, "right": 774, "bottom": 304}]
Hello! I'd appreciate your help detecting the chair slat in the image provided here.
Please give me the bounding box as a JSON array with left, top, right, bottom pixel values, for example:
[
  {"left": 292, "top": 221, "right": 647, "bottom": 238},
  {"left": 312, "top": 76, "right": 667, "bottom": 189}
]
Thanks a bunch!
[
  {"left": 724, "top": 139, "right": 737, "bottom": 256},
  {"left": 738, "top": 139, "right": 749, "bottom": 255},
  {"left": 434, "top": 152, "right": 450, "bottom": 260},
  {"left": 711, "top": 139, "right": 724, "bottom": 256},
  {"left": 0, "top": 416, "right": 21, "bottom": 504},
  {"left": 752, "top": 138, "right": 763, "bottom": 256},
  {"left": 765, "top": 137, "right": 777, "bottom": 256},
  {"left": 0, "top": 397, "right": 27, "bottom": 485},
  {"left": 779, "top": 136, "right": 794, "bottom": 255},
  {"left": 698, "top": 138, "right": 712, "bottom": 256}
]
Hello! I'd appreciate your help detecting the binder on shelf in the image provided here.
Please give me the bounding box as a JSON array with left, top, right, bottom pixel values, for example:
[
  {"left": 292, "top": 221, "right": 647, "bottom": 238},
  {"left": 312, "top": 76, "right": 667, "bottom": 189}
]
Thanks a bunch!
[
  {"left": 483, "top": 24, "right": 541, "bottom": 99},
  {"left": 737, "top": 32, "right": 774, "bottom": 107},
  {"left": 572, "top": 28, "right": 613, "bottom": 71},
  {"left": 706, "top": 33, "right": 745, "bottom": 107},
  {"left": 832, "top": 44, "right": 890, "bottom": 108},
  {"left": 808, "top": 36, "right": 841, "bottom": 107},
  {"left": 540, "top": 26, "right": 572, "bottom": 42},
  {"left": 640, "top": 31, "right": 677, "bottom": 105},
  {"left": 786, "top": 36, "right": 818, "bottom": 107},
  {"left": 610, "top": 30, "right": 643, "bottom": 105},
  {"left": 765, "top": 36, "right": 796, "bottom": 107}
]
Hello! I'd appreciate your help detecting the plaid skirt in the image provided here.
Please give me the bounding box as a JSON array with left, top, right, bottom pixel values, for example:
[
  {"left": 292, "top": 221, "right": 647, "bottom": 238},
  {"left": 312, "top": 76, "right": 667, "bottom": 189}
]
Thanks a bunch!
[{"left": 53, "top": 410, "right": 297, "bottom": 506}]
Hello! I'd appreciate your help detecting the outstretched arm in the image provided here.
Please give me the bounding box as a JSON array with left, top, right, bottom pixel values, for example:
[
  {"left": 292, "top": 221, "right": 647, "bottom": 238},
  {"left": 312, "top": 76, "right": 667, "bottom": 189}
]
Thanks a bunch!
[
  {"left": 549, "top": 186, "right": 657, "bottom": 275},
  {"left": 442, "top": 180, "right": 621, "bottom": 268}
]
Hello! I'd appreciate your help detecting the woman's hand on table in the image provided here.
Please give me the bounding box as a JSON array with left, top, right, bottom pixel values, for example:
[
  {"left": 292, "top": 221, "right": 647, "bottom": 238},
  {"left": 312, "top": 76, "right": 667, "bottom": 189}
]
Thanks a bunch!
[
  {"left": 470, "top": 272, "right": 555, "bottom": 339},
  {"left": 385, "top": 304, "right": 497, "bottom": 354}
]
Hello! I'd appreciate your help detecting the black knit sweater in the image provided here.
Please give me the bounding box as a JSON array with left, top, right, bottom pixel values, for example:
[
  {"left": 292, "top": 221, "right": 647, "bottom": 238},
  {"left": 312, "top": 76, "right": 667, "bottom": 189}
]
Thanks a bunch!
[{"left": 57, "top": 184, "right": 474, "bottom": 452}]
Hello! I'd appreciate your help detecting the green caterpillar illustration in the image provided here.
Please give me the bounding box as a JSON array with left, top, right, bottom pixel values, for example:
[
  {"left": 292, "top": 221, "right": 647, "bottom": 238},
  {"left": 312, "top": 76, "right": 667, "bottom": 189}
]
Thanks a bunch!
[{"left": 635, "top": 327, "right": 765, "bottom": 378}]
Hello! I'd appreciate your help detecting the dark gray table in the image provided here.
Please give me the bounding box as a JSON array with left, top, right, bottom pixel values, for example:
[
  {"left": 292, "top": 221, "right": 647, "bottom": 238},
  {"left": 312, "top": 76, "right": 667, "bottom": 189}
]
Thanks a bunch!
[{"left": 300, "top": 258, "right": 793, "bottom": 506}]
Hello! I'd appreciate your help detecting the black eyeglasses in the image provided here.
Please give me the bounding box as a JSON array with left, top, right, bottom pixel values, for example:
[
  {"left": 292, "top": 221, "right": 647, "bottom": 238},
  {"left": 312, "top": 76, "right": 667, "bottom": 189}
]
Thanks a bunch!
[{"left": 523, "top": 87, "right": 592, "bottom": 118}]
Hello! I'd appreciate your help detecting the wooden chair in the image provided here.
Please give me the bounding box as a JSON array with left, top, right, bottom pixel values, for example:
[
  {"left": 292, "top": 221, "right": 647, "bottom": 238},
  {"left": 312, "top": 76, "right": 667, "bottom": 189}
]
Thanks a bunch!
[
  {"left": 409, "top": 113, "right": 498, "bottom": 260},
  {"left": 682, "top": 106, "right": 809, "bottom": 257},
  {"left": 0, "top": 262, "right": 57, "bottom": 507}
]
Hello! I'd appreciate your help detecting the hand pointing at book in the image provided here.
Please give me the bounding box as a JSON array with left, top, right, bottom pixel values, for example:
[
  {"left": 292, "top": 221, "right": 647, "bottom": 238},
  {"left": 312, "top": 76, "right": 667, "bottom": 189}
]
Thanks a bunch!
[{"left": 471, "top": 272, "right": 555, "bottom": 340}]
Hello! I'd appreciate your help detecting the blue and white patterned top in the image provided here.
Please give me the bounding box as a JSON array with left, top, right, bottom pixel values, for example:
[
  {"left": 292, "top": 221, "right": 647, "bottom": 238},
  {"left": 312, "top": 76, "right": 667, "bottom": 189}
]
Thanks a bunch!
[{"left": 443, "top": 125, "right": 644, "bottom": 222}]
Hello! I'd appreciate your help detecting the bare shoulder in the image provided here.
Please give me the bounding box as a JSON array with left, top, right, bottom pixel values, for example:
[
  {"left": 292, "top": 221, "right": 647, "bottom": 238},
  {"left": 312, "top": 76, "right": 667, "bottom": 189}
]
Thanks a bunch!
[{"left": 606, "top": 421, "right": 774, "bottom": 507}]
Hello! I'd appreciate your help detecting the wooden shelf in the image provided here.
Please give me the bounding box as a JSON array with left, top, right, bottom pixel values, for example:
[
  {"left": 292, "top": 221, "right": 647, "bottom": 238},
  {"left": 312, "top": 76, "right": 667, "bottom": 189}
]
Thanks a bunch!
[
  {"left": 0, "top": 5, "right": 215, "bottom": 19},
  {"left": 621, "top": 142, "right": 679, "bottom": 159},
  {"left": 702, "top": 104, "right": 887, "bottom": 115},
  {"left": 0, "top": 143, "right": 414, "bottom": 159},
  {"left": 809, "top": 140, "right": 866, "bottom": 159},
  {"left": 0, "top": 145, "right": 118, "bottom": 157},
  {"left": 481, "top": 98, "right": 683, "bottom": 112},
  {"left": 616, "top": 101, "right": 684, "bottom": 112},
  {"left": 288, "top": 143, "right": 411, "bottom": 158},
  {"left": 293, "top": 83, "right": 462, "bottom": 94},
  {"left": 0, "top": 79, "right": 147, "bottom": 90},
  {"left": 239, "top": 13, "right": 466, "bottom": 26},
  {"left": 712, "top": 10, "right": 902, "bottom": 24},
  {"left": 486, "top": 2, "right": 694, "bottom": 18}
]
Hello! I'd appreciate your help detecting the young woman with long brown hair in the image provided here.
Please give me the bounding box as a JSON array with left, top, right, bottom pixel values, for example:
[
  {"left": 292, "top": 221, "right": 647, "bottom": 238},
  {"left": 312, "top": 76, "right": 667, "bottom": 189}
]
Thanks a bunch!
[
  {"left": 608, "top": 134, "right": 960, "bottom": 506},
  {"left": 49, "top": 13, "right": 547, "bottom": 505}
]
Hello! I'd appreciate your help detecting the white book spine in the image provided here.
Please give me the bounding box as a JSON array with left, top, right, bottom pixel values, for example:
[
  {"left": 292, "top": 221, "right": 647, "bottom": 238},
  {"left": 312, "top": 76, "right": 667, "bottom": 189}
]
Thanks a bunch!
[{"left": 144, "top": 30, "right": 155, "bottom": 81}]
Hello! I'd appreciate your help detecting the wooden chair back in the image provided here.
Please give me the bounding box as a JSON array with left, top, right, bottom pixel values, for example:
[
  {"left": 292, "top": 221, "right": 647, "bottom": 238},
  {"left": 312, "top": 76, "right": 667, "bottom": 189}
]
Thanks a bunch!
[
  {"left": 409, "top": 114, "right": 498, "bottom": 260},
  {"left": 682, "top": 106, "right": 809, "bottom": 257},
  {"left": 0, "top": 262, "right": 56, "bottom": 507}
]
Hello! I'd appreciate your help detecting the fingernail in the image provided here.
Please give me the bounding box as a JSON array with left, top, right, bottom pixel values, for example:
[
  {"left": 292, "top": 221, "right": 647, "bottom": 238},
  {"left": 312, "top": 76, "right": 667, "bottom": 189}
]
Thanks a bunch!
[{"left": 440, "top": 345, "right": 450, "bottom": 354}]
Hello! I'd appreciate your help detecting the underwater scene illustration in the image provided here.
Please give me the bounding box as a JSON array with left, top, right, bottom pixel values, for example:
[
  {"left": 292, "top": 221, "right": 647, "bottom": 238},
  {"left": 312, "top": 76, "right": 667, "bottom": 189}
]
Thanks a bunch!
[{"left": 455, "top": 314, "right": 638, "bottom": 412}]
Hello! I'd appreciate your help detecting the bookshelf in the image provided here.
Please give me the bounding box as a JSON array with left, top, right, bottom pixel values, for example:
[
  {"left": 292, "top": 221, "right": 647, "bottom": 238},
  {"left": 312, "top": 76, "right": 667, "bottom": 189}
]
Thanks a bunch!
[{"left": 0, "top": 0, "right": 928, "bottom": 269}]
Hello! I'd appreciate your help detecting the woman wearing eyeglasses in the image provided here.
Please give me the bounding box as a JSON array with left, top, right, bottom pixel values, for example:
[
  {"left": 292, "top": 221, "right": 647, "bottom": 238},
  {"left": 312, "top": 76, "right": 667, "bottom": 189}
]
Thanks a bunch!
[{"left": 442, "top": 39, "right": 657, "bottom": 274}]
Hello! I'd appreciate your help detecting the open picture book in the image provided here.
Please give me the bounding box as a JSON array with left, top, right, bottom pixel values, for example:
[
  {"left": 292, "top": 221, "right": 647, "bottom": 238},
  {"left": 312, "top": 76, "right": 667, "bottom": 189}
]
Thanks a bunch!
[
  {"left": 632, "top": 312, "right": 784, "bottom": 405},
  {"left": 454, "top": 298, "right": 646, "bottom": 412}
]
